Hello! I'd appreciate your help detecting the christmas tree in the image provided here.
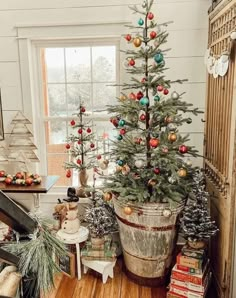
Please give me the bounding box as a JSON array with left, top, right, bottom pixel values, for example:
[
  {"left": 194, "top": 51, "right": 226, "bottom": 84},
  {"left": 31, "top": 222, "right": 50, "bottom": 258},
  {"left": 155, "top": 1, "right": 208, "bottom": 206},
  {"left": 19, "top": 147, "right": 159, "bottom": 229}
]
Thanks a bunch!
[
  {"left": 180, "top": 169, "right": 218, "bottom": 243},
  {"left": 64, "top": 103, "right": 98, "bottom": 197},
  {"left": 104, "top": 0, "right": 202, "bottom": 206}
]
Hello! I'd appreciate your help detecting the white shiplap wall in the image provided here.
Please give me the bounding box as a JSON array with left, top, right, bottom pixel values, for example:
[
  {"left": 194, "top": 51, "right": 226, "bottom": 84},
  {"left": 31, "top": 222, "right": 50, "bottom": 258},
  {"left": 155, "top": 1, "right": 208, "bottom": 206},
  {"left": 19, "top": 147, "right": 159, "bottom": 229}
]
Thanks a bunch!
[{"left": 0, "top": 0, "right": 210, "bottom": 215}]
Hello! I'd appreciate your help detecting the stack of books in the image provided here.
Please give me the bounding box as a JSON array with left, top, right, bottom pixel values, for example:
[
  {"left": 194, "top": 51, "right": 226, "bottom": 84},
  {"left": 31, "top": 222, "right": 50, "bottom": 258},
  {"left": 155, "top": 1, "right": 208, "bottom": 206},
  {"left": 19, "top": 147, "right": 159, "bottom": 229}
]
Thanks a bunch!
[
  {"left": 167, "top": 245, "right": 212, "bottom": 298},
  {"left": 81, "top": 238, "right": 117, "bottom": 261}
]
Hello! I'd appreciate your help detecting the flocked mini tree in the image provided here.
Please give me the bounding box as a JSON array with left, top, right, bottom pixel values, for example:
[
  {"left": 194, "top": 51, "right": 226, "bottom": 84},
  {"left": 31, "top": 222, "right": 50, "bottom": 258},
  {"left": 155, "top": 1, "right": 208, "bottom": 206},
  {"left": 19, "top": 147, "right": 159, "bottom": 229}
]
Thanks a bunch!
[
  {"left": 64, "top": 103, "right": 97, "bottom": 197},
  {"left": 180, "top": 170, "right": 218, "bottom": 246},
  {"left": 104, "top": 0, "right": 203, "bottom": 208}
]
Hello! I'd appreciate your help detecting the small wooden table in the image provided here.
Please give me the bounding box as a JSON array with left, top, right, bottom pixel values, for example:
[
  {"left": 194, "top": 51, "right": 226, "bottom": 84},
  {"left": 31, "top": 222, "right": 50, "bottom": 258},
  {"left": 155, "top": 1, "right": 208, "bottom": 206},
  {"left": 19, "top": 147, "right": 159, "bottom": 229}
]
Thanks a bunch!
[{"left": 0, "top": 176, "right": 59, "bottom": 210}]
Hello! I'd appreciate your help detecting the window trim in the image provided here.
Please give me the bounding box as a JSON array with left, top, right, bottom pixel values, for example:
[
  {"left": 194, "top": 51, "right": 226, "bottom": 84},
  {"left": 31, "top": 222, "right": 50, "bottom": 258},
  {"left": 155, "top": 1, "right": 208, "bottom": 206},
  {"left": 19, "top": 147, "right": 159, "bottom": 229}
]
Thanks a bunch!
[{"left": 16, "top": 21, "right": 129, "bottom": 193}]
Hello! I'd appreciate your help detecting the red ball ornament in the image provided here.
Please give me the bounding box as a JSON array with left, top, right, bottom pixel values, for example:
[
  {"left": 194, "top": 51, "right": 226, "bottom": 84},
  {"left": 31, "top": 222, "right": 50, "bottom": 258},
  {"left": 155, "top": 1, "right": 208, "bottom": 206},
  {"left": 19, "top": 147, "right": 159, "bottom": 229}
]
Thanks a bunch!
[
  {"left": 149, "top": 138, "right": 160, "bottom": 148},
  {"left": 87, "top": 128, "right": 92, "bottom": 133},
  {"left": 140, "top": 114, "right": 146, "bottom": 121},
  {"left": 77, "top": 159, "right": 82, "bottom": 165},
  {"left": 78, "top": 128, "right": 83, "bottom": 134},
  {"left": 90, "top": 143, "right": 95, "bottom": 149},
  {"left": 179, "top": 145, "right": 188, "bottom": 154},
  {"left": 77, "top": 140, "right": 81, "bottom": 145},
  {"left": 141, "top": 77, "right": 147, "bottom": 83},
  {"left": 66, "top": 170, "right": 71, "bottom": 178},
  {"left": 154, "top": 168, "right": 161, "bottom": 175},
  {"left": 129, "top": 92, "right": 136, "bottom": 100},
  {"left": 129, "top": 59, "right": 135, "bottom": 66},
  {"left": 97, "top": 154, "right": 102, "bottom": 160},
  {"left": 157, "top": 85, "right": 164, "bottom": 92},
  {"left": 148, "top": 12, "right": 154, "bottom": 20},
  {"left": 125, "top": 34, "right": 132, "bottom": 41},
  {"left": 120, "top": 128, "right": 126, "bottom": 135},
  {"left": 150, "top": 31, "right": 157, "bottom": 39},
  {"left": 80, "top": 106, "right": 86, "bottom": 113},
  {"left": 70, "top": 120, "right": 75, "bottom": 126},
  {"left": 136, "top": 91, "right": 144, "bottom": 100},
  {"left": 65, "top": 144, "right": 70, "bottom": 149},
  {"left": 163, "top": 89, "right": 169, "bottom": 95},
  {"left": 111, "top": 118, "right": 119, "bottom": 127}
]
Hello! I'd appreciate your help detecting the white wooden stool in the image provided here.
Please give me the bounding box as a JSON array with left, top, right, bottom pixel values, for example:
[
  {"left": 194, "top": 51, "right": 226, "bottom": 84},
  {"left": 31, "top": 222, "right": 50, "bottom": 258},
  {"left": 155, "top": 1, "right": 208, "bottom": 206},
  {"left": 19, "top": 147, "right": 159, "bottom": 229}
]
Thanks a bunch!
[
  {"left": 81, "top": 259, "right": 116, "bottom": 283},
  {"left": 56, "top": 226, "right": 89, "bottom": 280}
]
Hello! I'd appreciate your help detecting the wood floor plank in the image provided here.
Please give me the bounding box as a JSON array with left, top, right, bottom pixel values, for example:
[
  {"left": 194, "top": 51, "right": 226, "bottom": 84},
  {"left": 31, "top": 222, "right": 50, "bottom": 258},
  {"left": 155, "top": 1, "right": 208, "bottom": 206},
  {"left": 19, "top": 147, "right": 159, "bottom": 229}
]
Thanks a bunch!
[
  {"left": 42, "top": 273, "right": 63, "bottom": 298},
  {"left": 139, "top": 286, "right": 152, "bottom": 298},
  {"left": 120, "top": 270, "right": 140, "bottom": 298},
  {"left": 72, "top": 269, "right": 97, "bottom": 298},
  {"left": 56, "top": 275, "right": 77, "bottom": 297}
]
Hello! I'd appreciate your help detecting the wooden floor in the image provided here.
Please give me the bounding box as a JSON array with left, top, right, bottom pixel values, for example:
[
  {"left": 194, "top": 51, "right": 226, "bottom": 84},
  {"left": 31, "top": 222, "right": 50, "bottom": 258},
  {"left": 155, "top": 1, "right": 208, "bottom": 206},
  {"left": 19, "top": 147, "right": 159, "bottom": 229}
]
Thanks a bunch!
[
  {"left": 44, "top": 257, "right": 217, "bottom": 298},
  {"left": 44, "top": 257, "right": 167, "bottom": 298}
]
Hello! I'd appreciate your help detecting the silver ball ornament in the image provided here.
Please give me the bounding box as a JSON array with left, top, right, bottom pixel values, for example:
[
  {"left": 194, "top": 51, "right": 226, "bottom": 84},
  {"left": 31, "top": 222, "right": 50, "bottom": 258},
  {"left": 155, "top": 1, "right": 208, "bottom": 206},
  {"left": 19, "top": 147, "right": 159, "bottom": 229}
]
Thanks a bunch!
[
  {"left": 163, "top": 209, "right": 172, "bottom": 217},
  {"left": 168, "top": 176, "right": 176, "bottom": 184},
  {"left": 167, "top": 123, "right": 177, "bottom": 131},
  {"left": 184, "top": 158, "right": 192, "bottom": 166},
  {"left": 142, "top": 1, "right": 147, "bottom": 8},
  {"left": 135, "top": 159, "right": 145, "bottom": 168},
  {"left": 171, "top": 91, "right": 179, "bottom": 100}
]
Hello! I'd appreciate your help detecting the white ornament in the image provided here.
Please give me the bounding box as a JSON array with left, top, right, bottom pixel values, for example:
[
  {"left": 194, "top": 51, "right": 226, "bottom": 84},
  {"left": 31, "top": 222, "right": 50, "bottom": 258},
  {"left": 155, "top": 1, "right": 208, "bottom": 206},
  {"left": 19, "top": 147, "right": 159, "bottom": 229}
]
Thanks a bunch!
[
  {"left": 171, "top": 91, "right": 179, "bottom": 100},
  {"left": 135, "top": 159, "right": 145, "bottom": 168},
  {"left": 230, "top": 31, "right": 236, "bottom": 40},
  {"left": 184, "top": 158, "right": 192, "bottom": 166},
  {"left": 207, "top": 56, "right": 215, "bottom": 74},
  {"left": 218, "top": 54, "right": 229, "bottom": 77},
  {"left": 168, "top": 123, "right": 177, "bottom": 131},
  {"left": 163, "top": 209, "right": 172, "bottom": 217}
]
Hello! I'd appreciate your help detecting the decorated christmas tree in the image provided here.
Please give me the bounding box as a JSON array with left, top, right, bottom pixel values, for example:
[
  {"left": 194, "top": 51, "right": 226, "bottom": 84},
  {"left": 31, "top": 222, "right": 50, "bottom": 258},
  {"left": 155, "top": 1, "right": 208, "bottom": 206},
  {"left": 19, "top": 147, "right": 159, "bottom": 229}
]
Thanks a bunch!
[
  {"left": 64, "top": 103, "right": 98, "bottom": 197},
  {"left": 104, "top": 0, "right": 202, "bottom": 206},
  {"left": 180, "top": 169, "right": 218, "bottom": 246},
  {"left": 102, "top": 0, "right": 204, "bottom": 286}
]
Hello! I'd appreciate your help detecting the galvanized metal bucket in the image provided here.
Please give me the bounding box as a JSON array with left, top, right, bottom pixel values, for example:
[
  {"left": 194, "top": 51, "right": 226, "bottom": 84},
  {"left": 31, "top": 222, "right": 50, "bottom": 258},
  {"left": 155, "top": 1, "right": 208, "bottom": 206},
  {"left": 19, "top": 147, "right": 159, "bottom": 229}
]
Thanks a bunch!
[{"left": 113, "top": 198, "right": 184, "bottom": 286}]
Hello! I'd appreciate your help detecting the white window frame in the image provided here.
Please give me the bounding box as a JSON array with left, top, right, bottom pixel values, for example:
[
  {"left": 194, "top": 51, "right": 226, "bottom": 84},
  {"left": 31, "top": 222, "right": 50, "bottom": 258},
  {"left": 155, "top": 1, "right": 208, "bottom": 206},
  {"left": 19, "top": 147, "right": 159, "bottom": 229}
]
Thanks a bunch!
[{"left": 16, "top": 21, "right": 130, "bottom": 194}]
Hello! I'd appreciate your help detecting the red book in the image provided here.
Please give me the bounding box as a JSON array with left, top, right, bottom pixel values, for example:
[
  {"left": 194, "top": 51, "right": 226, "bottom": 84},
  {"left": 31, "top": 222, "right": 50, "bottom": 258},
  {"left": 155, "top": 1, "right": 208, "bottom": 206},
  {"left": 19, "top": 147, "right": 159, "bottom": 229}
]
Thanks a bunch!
[{"left": 171, "top": 262, "right": 209, "bottom": 286}]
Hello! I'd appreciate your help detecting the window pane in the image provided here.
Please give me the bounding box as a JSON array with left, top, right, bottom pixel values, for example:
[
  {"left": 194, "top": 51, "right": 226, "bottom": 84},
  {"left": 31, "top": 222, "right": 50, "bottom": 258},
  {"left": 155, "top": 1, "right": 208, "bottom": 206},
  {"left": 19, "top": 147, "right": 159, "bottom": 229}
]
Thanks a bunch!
[
  {"left": 66, "top": 47, "right": 91, "bottom": 82},
  {"left": 92, "top": 46, "right": 116, "bottom": 82},
  {"left": 93, "top": 83, "right": 116, "bottom": 111},
  {"left": 46, "top": 120, "right": 67, "bottom": 145},
  {"left": 67, "top": 83, "right": 92, "bottom": 114},
  {"left": 47, "top": 152, "right": 72, "bottom": 187},
  {"left": 47, "top": 84, "right": 66, "bottom": 117},
  {"left": 45, "top": 48, "right": 65, "bottom": 82}
]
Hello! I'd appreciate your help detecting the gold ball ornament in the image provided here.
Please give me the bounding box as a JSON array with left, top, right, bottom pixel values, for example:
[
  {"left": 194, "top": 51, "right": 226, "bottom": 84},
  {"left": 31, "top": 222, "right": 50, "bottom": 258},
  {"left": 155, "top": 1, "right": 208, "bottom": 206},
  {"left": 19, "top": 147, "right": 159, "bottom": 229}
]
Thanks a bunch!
[
  {"left": 178, "top": 168, "right": 187, "bottom": 177},
  {"left": 122, "top": 164, "right": 130, "bottom": 175},
  {"left": 124, "top": 206, "right": 132, "bottom": 215},
  {"left": 133, "top": 37, "right": 142, "bottom": 47},
  {"left": 168, "top": 133, "right": 177, "bottom": 142},
  {"left": 116, "top": 166, "right": 123, "bottom": 173},
  {"left": 163, "top": 209, "right": 172, "bottom": 217},
  {"left": 99, "top": 160, "right": 109, "bottom": 170},
  {"left": 103, "top": 192, "right": 113, "bottom": 201},
  {"left": 119, "top": 95, "right": 127, "bottom": 101}
]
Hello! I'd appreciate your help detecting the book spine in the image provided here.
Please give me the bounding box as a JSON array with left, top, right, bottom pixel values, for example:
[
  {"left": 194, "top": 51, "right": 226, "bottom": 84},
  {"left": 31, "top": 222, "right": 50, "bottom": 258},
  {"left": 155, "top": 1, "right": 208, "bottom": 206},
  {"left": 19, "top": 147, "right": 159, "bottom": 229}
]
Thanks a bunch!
[
  {"left": 181, "top": 250, "right": 205, "bottom": 260},
  {"left": 167, "top": 292, "right": 185, "bottom": 298},
  {"left": 170, "top": 279, "right": 205, "bottom": 293},
  {"left": 176, "top": 255, "right": 203, "bottom": 269},
  {"left": 176, "top": 265, "right": 202, "bottom": 275},
  {"left": 169, "top": 285, "right": 204, "bottom": 298},
  {"left": 171, "top": 271, "right": 204, "bottom": 285}
]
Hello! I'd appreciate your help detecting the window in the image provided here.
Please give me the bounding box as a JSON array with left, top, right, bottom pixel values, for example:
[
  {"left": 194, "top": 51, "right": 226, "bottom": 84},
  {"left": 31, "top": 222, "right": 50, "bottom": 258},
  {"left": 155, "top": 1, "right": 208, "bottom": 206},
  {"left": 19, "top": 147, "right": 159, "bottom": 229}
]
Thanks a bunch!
[{"left": 41, "top": 43, "right": 119, "bottom": 187}]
